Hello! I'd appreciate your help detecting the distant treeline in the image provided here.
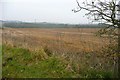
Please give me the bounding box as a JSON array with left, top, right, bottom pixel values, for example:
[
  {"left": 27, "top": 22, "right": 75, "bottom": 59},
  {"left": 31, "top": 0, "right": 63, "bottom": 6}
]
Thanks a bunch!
[
  {"left": 1, "top": 21, "right": 107, "bottom": 28},
  {"left": 3, "top": 22, "right": 72, "bottom": 28}
]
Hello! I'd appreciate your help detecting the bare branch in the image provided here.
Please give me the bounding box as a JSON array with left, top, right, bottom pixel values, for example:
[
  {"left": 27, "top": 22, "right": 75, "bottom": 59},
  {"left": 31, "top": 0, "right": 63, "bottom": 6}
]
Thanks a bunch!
[{"left": 73, "top": 0, "right": 120, "bottom": 28}]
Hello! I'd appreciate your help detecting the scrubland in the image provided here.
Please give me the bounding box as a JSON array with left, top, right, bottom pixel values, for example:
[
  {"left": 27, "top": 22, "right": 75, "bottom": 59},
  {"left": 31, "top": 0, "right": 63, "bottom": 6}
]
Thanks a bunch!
[{"left": 1, "top": 28, "right": 118, "bottom": 78}]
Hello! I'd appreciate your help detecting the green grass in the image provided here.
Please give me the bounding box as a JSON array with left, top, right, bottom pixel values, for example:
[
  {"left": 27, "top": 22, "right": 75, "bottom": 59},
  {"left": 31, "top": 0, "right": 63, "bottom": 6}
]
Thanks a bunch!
[
  {"left": 2, "top": 44, "right": 114, "bottom": 78},
  {"left": 2, "top": 44, "right": 76, "bottom": 78},
  {"left": 78, "top": 68, "right": 113, "bottom": 78}
]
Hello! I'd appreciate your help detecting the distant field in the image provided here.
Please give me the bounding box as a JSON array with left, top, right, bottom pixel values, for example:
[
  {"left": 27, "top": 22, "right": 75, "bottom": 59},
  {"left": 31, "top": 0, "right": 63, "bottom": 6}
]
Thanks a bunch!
[
  {"left": 2, "top": 27, "right": 116, "bottom": 78},
  {"left": 2, "top": 28, "right": 110, "bottom": 52},
  {"left": 2, "top": 27, "right": 113, "bottom": 63}
]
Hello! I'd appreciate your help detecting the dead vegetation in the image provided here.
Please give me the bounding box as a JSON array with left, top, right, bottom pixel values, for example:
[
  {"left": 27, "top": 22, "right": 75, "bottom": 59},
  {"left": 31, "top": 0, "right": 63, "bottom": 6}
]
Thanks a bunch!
[
  {"left": 2, "top": 28, "right": 110, "bottom": 52},
  {"left": 2, "top": 27, "right": 117, "bottom": 78}
]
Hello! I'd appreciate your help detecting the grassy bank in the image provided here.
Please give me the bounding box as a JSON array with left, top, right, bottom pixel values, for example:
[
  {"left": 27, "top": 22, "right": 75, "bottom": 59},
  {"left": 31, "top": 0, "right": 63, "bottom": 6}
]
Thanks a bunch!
[
  {"left": 2, "top": 44, "right": 114, "bottom": 78},
  {"left": 2, "top": 44, "right": 77, "bottom": 78}
]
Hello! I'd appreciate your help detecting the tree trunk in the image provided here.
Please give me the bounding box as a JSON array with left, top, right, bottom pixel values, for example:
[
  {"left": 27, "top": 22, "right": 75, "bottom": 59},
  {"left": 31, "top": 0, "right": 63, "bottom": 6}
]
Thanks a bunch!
[
  {"left": 114, "top": 22, "right": 120, "bottom": 78},
  {"left": 118, "top": 23, "right": 120, "bottom": 78}
]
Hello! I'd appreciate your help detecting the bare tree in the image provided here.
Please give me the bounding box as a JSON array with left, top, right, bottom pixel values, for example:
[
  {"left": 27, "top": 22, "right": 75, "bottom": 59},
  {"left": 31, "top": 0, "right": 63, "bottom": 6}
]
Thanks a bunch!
[
  {"left": 72, "top": 0, "right": 120, "bottom": 78},
  {"left": 72, "top": 0, "right": 119, "bottom": 35}
]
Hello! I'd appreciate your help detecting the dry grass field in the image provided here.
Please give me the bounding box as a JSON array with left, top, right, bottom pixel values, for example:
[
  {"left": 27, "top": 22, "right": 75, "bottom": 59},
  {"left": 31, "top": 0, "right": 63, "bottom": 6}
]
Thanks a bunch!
[
  {"left": 2, "top": 27, "right": 117, "bottom": 78},
  {"left": 2, "top": 27, "right": 114, "bottom": 62},
  {"left": 2, "top": 28, "right": 110, "bottom": 52}
]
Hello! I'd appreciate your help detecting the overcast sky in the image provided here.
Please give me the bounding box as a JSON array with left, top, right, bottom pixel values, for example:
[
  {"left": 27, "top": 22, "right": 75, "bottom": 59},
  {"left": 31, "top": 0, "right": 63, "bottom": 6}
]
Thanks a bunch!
[{"left": 1, "top": 0, "right": 91, "bottom": 24}]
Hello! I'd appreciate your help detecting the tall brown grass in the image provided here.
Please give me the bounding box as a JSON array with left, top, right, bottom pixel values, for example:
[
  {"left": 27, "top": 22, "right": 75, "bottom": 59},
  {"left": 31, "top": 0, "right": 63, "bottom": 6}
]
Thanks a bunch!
[{"left": 2, "top": 27, "right": 117, "bottom": 78}]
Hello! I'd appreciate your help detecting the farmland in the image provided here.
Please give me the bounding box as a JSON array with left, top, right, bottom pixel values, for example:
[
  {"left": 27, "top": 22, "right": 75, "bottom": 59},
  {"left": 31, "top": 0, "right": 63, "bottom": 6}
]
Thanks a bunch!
[
  {"left": 2, "top": 28, "right": 110, "bottom": 52},
  {"left": 2, "top": 27, "right": 117, "bottom": 78}
]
